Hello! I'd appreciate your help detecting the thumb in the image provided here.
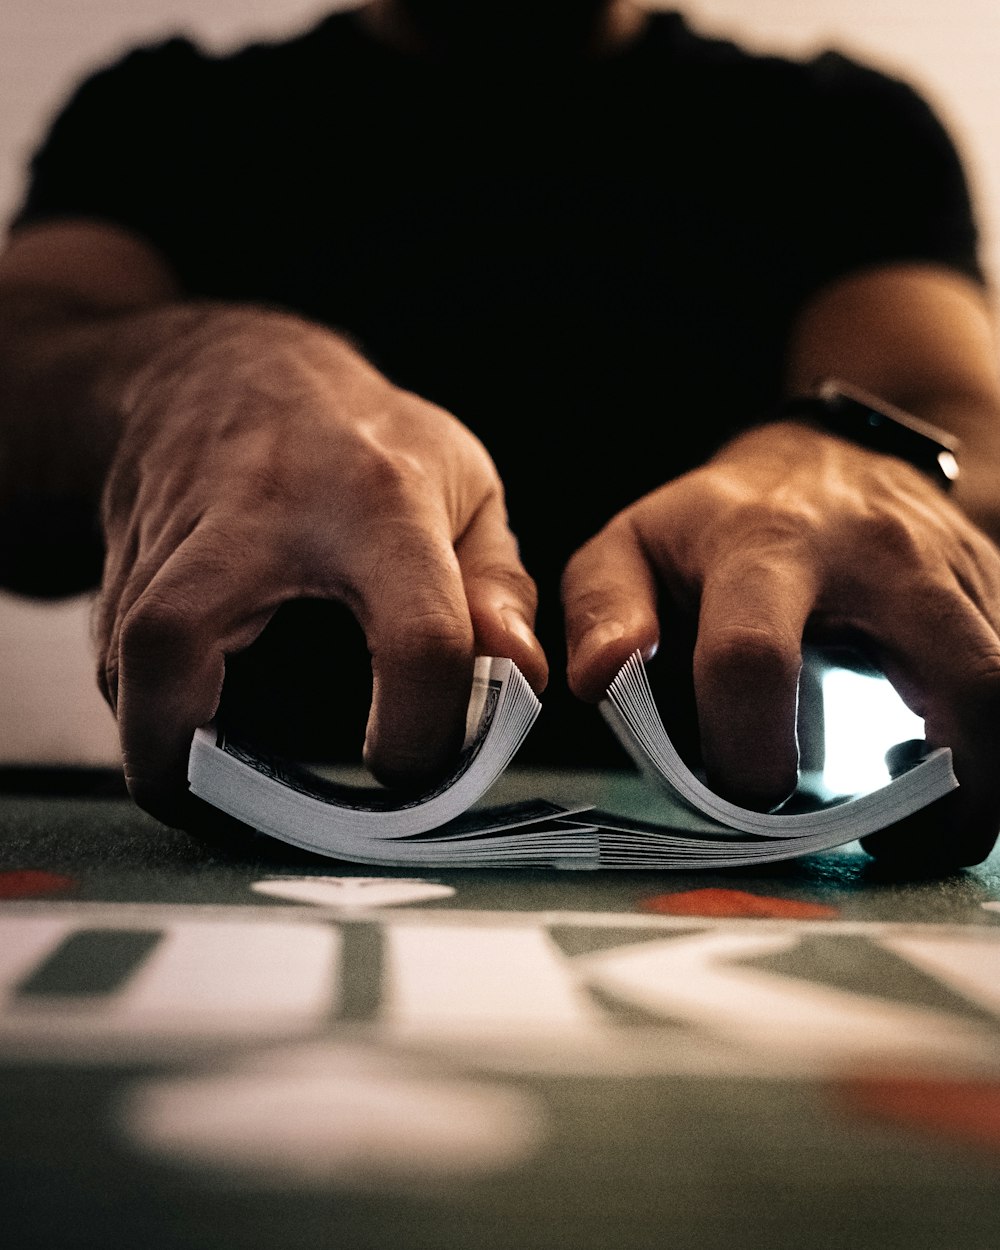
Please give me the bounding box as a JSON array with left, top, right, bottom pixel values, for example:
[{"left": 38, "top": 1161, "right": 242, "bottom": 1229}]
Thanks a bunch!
[{"left": 561, "top": 520, "right": 660, "bottom": 702}]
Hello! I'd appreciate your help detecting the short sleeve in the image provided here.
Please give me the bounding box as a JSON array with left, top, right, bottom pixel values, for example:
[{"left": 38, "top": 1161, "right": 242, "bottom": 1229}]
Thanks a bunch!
[
  {"left": 9, "top": 38, "right": 213, "bottom": 287},
  {"left": 802, "top": 51, "right": 984, "bottom": 289}
]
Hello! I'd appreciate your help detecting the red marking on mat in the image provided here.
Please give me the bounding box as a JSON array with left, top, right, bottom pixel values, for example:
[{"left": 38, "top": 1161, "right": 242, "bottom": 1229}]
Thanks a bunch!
[
  {"left": 639, "top": 888, "right": 839, "bottom": 919},
  {"left": 835, "top": 1075, "right": 1000, "bottom": 1158},
  {"left": 0, "top": 870, "right": 77, "bottom": 899}
]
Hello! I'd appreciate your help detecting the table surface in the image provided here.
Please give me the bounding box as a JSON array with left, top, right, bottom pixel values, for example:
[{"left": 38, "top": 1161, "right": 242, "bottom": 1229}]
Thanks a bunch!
[{"left": 1, "top": 765, "right": 998, "bottom": 1250}]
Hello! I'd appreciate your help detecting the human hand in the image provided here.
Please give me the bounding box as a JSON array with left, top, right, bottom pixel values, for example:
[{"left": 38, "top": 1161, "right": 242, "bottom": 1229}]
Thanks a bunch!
[
  {"left": 562, "top": 418, "right": 1000, "bottom": 869},
  {"left": 95, "top": 313, "right": 546, "bottom": 826}
]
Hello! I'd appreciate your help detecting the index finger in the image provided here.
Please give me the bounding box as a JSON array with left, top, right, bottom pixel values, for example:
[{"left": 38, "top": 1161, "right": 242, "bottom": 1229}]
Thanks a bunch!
[{"left": 561, "top": 517, "right": 661, "bottom": 702}]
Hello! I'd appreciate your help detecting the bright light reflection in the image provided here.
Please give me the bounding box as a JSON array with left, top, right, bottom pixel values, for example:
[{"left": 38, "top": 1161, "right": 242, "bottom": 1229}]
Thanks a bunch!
[{"left": 822, "top": 667, "right": 925, "bottom": 797}]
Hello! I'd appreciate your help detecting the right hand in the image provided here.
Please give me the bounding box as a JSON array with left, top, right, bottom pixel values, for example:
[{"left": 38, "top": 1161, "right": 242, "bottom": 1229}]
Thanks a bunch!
[{"left": 96, "top": 312, "right": 546, "bottom": 826}]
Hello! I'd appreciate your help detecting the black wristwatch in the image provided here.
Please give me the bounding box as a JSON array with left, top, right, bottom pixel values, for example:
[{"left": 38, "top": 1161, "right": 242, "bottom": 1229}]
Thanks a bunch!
[{"left": 779, "top": 378, "right": 960, "bottom": 492}]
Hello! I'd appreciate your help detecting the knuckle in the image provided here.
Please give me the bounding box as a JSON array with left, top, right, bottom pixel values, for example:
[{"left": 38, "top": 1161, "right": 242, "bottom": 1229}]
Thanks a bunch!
[
  {"left": 857, "top": 504, "right": 925, "bottom": 563},
  {"left": 392, "top": 611, "right": 474, "bottom": 671},
  {"left": 709, "top": 486, "right": 815, "bottom": 536},
  {"left": 696, "top": 625, "right": 800, "bottom": 692},
  {"left": 351, "top": 430, "right": 430, "bottom": 506},
  {"left": 472, "top": 562, "right": 538, "bottom": 610},
  {"left": 706, "top": 505, "right": 821, "bottom": 578},
  {"left": 371, "top": 635, "right": 473, "bottom": 708},
  {"left": 728, "top": 497, "right": 802, "bottom": 535},
  {"left": 118, "top": 593, "right": 197, "bottom": 665},
  {"left": 562, "top": 583, "right": 620, "bottom": 632}
]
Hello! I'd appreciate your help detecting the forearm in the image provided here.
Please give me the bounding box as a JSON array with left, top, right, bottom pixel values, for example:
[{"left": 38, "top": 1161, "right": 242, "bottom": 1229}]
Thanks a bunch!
[
  {"left": 0, "top": 293, "right": 382, "bottom": 593},
  {"left": 0, "top": 292, "right": 198, "bottom": 504},
  {"left": 784, "top": 263, "right": 1000, "bottom": 544}
]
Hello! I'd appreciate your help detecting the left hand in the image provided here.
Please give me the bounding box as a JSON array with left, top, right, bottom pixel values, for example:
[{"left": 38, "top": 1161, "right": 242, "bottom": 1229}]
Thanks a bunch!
[{"left": 561, "top": 418, "right": 1000, "bottom": 869}]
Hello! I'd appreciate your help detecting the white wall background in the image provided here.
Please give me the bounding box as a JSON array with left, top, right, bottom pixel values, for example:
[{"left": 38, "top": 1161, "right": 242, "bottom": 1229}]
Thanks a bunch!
[{"left": 2, "top": 0, "right": 999, "bottom": 766}]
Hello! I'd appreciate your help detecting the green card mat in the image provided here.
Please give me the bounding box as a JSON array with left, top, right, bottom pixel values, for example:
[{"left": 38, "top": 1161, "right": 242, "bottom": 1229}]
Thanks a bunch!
[{"left": 1, "top": 767, "right": 998, "bottom": 1250}]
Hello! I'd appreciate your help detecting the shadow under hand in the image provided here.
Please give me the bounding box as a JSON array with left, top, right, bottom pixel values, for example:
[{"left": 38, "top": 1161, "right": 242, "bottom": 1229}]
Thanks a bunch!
[{"left": 217, "top": 598, "right": 373, "bottom": 768}]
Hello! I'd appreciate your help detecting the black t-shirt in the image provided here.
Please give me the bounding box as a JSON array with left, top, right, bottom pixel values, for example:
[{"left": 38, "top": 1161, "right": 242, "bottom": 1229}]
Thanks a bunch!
[{"left": 12, "top": 9, "right": 985, "bottom": 768}]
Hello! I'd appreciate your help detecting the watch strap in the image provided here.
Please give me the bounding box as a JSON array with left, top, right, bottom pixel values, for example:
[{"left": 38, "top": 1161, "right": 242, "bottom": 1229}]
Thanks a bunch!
[{"left": 780, "top": 379, "right": 960, "bottom": 491}]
